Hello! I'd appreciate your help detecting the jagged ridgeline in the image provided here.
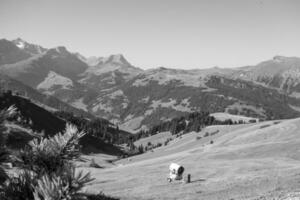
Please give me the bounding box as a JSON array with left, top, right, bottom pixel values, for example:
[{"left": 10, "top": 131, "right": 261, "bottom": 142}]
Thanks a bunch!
[{"left": 1, "top": 38, "right": 300, "bottom": 132}]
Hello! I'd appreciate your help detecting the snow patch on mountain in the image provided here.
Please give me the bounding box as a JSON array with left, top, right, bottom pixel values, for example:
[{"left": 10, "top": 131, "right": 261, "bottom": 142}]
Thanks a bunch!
[
  {"left": 12, "top": 38, "right": 47, "bottom": 55},
  {"left": 37, "top": 71, "right": 73, "bottom": 91},
  {"left": 15, "top": 40, "right": 25, "bottom": 49}
]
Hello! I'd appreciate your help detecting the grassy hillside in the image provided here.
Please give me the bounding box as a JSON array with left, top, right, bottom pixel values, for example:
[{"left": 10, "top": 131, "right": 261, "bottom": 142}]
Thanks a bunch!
[
  {"left": 0, "top": 73, "right": 94, "bottom": 118},
  {"left": 84, "top": 118, "right": 300, "bottom": 200}
]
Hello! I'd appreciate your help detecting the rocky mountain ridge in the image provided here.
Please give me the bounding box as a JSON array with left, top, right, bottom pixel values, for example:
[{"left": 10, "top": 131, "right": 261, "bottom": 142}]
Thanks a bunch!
[{"left": 1, "top": 38, "right": 300, "bottom": 131}]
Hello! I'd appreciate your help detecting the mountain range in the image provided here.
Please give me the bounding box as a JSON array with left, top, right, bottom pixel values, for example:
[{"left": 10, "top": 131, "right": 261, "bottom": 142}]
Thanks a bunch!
[{"left": 1, "top": 38, "right": 300, "bottom": 132}]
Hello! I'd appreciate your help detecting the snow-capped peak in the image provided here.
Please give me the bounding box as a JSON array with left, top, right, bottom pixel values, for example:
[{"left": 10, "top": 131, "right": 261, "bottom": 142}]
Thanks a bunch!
[
  {"left": 12, "top": 38, "right": 47, "bottom": 55},
  {"left": 14, "top": 38, "right": 26, "bottom": 49}
]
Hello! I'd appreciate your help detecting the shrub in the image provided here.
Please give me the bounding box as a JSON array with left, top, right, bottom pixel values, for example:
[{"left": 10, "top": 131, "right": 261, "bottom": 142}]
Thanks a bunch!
[
  {"left": 0, "top": 106, "right": 16, "bottom": 185},
  {"left": 260, "top": 124, "right": 271, "bottom": 129},
  {"left": 1, "top": 124, "right": 97, "bottom": 200},
  {"left": 210, "top": 130, "right": 219, "bottom": 136},
  {"left": 18, "top": 124, "right": 85, "bottom": 175},
  {"left": 249, "top": 119, "right": 257, "bottom": 123},
  {"left": 196, "top": 136, "right": 202, "bottom": 140},
  {"left": 137, "top": 145, "right": 144, "bottom": 154},
  {"left": 0, "top": 170, "right": 37, "bottom": 200},
  {"left": 0, "top": 106, "right": 118, "bottom": 200},
  {"left": 33, "top": 166, "right": 93, "bottom": 200},
  {"left": 204, "top": 132, "right": 209, "bottom": 137}
]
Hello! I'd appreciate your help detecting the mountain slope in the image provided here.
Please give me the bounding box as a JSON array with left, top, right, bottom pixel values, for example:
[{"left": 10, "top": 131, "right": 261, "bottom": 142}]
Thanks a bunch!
[
  {"left": 79, "top": 54, "right": 143, "bottom": 90},
  {"left": 0, "top": 45, "right": 88, "bottom": 87},
  {"left": 86, "top": 118, "right": 300, "bottom": 200},
  {"left": 1, "top": 38, "right": 300, "bottom": 132},
  {"left": 0, "top": 91, "right": 125, "bottom": 155},
  {"left": 0, "top": 41, "right": 98, "bottom": 107},
  {"left": 0, "top": 39, "right": 32, "bottom": 65},
  {"left": 230, "top": 56, "right": 300, "bottom": 96},
  {"left": 12, "top": 38, "right": 47, "bottom": 55},
  {"left": 0, "top": 73, "right": 94, "bottom": 118},
  {"left": 90, "top": 70, "right": 300, "bottom": 131}
]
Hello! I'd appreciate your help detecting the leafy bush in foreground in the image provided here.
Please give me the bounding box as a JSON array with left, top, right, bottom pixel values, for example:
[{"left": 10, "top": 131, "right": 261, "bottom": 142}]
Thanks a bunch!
[
  {"left": 0, "top": 106, "right": 16, "bottom": 184},
  {"left": 0, "top": 119, "right": 118, "bottom": 200}
]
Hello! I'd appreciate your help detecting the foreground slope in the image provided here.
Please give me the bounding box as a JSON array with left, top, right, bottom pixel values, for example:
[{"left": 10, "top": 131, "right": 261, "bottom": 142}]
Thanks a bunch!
[{"left": 85, "top": 119, "right": 300, "bottom": 200}]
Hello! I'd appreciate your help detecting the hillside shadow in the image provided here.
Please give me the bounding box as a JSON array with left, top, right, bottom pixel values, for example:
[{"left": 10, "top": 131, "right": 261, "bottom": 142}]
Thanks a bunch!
[{"left": 190, "top": 178, "right": 206, "bottom": 183}]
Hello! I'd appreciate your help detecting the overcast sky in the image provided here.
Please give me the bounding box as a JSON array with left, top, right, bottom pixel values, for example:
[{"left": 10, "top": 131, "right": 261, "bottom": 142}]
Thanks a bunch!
[{"left": 0, "top": 0, "right": 300, "bottom": 69}]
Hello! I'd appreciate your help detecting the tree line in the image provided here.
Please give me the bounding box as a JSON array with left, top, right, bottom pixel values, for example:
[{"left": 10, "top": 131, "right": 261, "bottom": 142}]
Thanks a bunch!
[
  {"left": 54, "top": 111, "right": 131, "bottom": 145},
  {"left": 134, "top": 111, "right": 245, "bottom": 141}
]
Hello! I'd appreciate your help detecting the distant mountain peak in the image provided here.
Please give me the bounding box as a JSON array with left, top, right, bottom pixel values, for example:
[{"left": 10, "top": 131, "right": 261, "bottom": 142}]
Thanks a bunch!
[
  {"left": 12, "top": 38, "right": 47, "bottom": 55},
  {"left": 13, "top": 38, "right": 26, "bottom": 49},
  {"left": 37, "top": 71, "right": 74, "bottom": 93},
  {"left": 55, "top": 46, "right": 67, "bottom": 53},
  {"left": 272, "top": 55, "right": 286, "bottom": 62},
  {"left": 74, "top": 52, "right": 87, "bottom": 62},
  {"left": 97, "top": 54, "right": 130, "bottom": 66},
  {"left": 47, "top": 46, "right": 70, "bottom": 56},
  {"left": 158, "top": 66, "right": 168, "bottom": 70}
]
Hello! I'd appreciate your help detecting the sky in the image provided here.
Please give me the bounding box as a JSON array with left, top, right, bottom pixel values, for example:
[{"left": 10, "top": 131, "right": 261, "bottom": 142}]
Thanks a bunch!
[{"left": 0, "top": 0, "right": 300, "bottom": 69}]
